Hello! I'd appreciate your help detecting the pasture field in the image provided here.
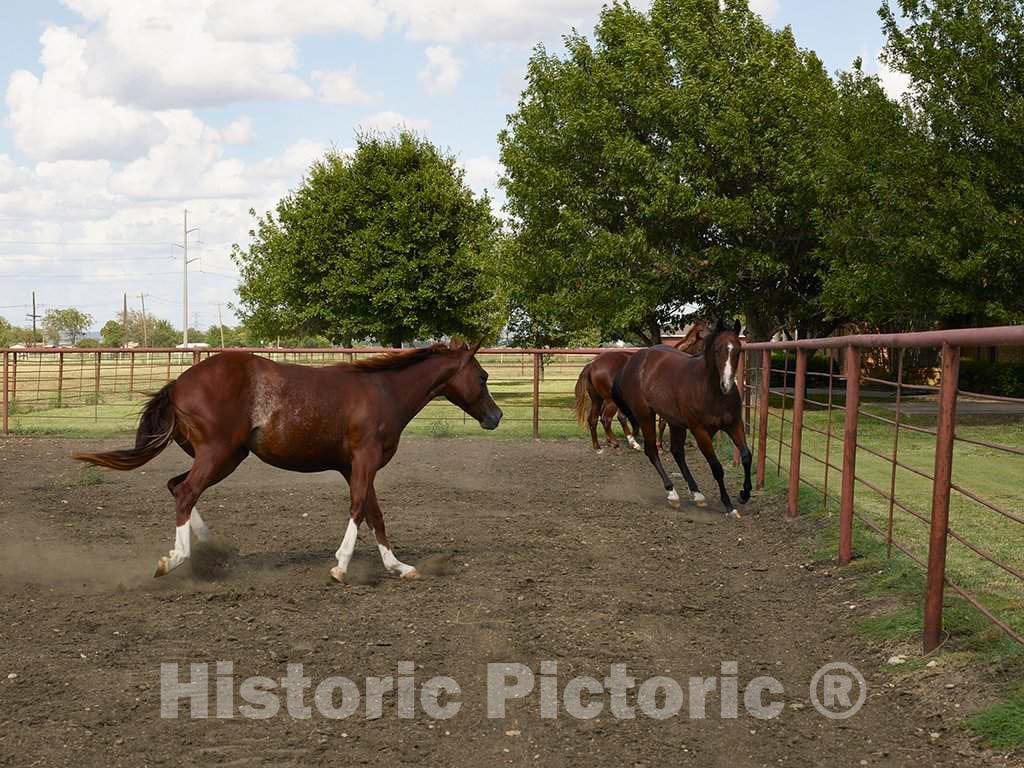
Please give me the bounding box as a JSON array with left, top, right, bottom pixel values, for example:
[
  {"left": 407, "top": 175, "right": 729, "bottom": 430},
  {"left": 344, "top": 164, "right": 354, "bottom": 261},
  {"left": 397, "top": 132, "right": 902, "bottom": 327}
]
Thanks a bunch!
[{"left": 0, "top": 438, "right": 1013, "bottom": 766}]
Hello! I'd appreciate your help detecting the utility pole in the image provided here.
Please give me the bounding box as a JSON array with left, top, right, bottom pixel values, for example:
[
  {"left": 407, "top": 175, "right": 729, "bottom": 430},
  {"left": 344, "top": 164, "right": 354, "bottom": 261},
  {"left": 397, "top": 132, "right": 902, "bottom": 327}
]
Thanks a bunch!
[
  {"left": 175, "top": 209, "right": 199, "bottom": 346},
  {"left": 122, "top": 293, "right": 129, "bottom": 348},
  {"left": 138, "top": 293, "right": 149, "bottom": 347},
  {"left": 25, "top": 291, "right": 41, "bottom": 346},
  {"left": 216, "top": 304, "right": 226, "bottom": 348}
]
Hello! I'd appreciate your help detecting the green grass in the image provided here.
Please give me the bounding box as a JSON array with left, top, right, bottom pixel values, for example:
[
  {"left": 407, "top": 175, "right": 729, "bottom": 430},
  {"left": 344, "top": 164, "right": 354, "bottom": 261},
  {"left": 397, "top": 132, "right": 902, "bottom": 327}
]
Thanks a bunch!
[{"left": 764, "top": 424, "right": 1024, "bottom": 750}]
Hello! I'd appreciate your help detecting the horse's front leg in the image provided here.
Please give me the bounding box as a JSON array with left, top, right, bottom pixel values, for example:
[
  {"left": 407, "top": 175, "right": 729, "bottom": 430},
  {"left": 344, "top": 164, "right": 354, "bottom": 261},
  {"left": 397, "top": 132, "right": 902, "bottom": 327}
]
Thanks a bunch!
[
  {"left": 726, "top": 419, "right": 753, "bottom": 504},
  {"left": 692, "top": 427, "right": 740, "bottom": 518},
  {"left": 366, "top": 486, "right": 418, "bottom": 579},
  {"left": 330, "top": 462, "right": 372, "bottom": 583}
]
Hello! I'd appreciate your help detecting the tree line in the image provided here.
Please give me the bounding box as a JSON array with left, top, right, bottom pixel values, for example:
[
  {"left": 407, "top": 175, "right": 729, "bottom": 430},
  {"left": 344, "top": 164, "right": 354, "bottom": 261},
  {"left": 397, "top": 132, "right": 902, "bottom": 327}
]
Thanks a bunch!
[{"left": 230, "top": 0, "right": 1023, "bottom": 346}]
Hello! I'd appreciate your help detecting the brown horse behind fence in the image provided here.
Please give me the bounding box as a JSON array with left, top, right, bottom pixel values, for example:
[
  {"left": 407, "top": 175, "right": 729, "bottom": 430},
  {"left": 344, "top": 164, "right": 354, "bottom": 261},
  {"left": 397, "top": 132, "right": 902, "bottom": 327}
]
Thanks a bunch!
[{"left": 73, "top": 341, "right": 502, "bottom": 580}]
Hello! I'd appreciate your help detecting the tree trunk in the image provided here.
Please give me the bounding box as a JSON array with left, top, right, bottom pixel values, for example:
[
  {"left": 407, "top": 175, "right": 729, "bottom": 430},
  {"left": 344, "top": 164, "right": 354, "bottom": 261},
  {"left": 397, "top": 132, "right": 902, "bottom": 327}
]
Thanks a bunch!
[
  {"left": 744, "top": 306, "right": 775, "bottom": 342},
  {"left": 648, "top": 316, "right": 662, "bottom": 346}
]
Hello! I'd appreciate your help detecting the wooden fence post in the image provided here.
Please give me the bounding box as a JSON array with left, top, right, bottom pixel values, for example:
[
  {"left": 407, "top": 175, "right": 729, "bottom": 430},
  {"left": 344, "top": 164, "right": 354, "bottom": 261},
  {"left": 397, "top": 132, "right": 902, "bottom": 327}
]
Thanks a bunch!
[
  {"left": 10, "top": 352, "right": 16, "bottom": 405},
  {"left": 532, "top": 352, "right": 540, "bottom": 440},
  {"left": 839, "top": 345, "right": 861, "bottom": 565},
  {"left": 756, "top": 349, "right": 771, "bottom": 489},
  {"left": 923, "top": 343, "right": 960, "bottom": 652},
  {"left": 787, "top": 348, "right": 808, "bottom": 517}
]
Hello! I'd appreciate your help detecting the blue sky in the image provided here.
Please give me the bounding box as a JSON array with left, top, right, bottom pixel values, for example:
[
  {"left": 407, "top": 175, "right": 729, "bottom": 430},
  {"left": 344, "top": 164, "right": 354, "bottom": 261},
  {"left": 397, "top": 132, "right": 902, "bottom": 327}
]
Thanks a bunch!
[{"left": 0, "top": 0, "right": 905, "bottom": 333}]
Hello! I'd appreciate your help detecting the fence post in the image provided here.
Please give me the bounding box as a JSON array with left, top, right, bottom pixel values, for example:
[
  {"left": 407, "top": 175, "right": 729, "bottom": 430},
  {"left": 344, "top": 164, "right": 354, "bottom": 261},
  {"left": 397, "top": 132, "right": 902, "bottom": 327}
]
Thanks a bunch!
[
  {"left": 756, "top": 349, "right": 771, "bottom": 489},
  {"left": 94, "top": 352, "right": 101, "bottom": 422},
  {"left": 733, "top": 350, "right": 745, "bottom": 465},
  {"left": 57, "top": 351, "right": 64, "bottom": 407},
  {"left": 923, "top": 343, "right": 960, "bottom": 653},
  {"left": 787, "top": 348, "right": 808, "bottom": 517},
  {"left": 532, "top": 352, "right": 540, "bottom": 440},
  {"left": 128, "top": 350, "right": 135, "bottom": 394},
  {"left": 10, "top": 352, "right": 16, "bottom": 405},
  {"left": 2, "top": 351, "right": 8, "bottom": 435},
  {"left": 839, "top": 345, "right": 861, "bottom": 565}
]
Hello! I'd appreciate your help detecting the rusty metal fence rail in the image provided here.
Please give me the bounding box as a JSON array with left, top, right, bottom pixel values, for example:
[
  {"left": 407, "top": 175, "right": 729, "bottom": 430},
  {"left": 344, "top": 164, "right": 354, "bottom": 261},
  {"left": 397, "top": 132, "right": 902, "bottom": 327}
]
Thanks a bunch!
[
  {"left": 742, "top": 325, "right": 1024, "bottom": 652},
  {"left": 0, "top": 347, "right": 623, "bottom": 439}
]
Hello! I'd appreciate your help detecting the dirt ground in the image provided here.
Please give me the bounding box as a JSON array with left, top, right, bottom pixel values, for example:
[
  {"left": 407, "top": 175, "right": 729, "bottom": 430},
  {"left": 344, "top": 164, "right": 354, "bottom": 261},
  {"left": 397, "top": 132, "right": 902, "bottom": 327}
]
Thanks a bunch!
[{"left": 0, "top": 436, "right": 1015, "bottom": 767}]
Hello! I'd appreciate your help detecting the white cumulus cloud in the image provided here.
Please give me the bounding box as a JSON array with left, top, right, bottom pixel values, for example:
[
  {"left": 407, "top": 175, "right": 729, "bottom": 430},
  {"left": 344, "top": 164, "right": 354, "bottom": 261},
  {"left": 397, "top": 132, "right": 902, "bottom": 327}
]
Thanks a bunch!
[
  {"left": 313, "top": 67, "right": 373, "bottom": 106},
  {"left": 418, "top": 46, "right": 464, "bottom": 95}
]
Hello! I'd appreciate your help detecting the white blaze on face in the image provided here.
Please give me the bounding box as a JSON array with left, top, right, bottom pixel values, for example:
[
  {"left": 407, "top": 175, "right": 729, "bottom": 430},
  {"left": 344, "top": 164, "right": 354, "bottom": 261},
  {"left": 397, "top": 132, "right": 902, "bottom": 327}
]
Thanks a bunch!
[{"left": 722, "top": 343, "right": 735, "bottom": 393}]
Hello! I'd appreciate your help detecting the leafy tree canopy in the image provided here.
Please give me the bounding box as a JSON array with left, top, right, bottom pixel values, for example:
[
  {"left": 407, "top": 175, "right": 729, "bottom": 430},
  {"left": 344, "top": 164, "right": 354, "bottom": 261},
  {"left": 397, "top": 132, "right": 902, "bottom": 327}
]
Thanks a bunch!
[
  {"left": 232, "top": 131, "right": 502, "bottom": 347},
  {"left": 499, "top": 0, "right": 836, "bottom": 341},
  {"left": 42, "top": 308, "right": 92, "bottom": 345}
]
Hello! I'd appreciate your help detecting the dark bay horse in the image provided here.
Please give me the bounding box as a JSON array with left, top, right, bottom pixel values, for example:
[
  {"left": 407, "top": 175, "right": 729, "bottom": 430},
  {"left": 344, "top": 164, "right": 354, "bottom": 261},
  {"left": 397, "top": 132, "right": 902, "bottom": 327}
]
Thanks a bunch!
[
  {"left": 73, "top": 341, "right": 502, "bottom": 580},
  {"left": 612, "top": 320, "right": 752, "bottom": 517},
  {"left": 573, "top": 322, "right": 709, "bottom": 452}
]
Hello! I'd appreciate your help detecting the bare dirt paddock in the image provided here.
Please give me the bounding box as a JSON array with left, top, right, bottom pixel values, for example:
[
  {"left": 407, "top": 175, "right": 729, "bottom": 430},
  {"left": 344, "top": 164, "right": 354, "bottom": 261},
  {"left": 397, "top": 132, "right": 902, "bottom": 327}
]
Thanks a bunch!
[{"left": 0, "top": 437, "right": 1007, "bottom": 767}]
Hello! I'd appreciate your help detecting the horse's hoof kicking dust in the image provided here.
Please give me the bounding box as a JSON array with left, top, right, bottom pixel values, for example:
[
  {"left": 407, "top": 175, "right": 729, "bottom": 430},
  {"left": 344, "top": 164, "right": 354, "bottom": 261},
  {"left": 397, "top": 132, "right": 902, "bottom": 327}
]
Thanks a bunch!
[
  {"left": 693, "top": 492, "right": 707, "bottom": 508},
  {"left": 329, "top": 566, "right": 346, "bottom": 583},
  {"left": 154, "top": 558, "right": 170, "bottom": 578},
  {"left": 401, "top": 568, "right": 420, "bottom": 580}
]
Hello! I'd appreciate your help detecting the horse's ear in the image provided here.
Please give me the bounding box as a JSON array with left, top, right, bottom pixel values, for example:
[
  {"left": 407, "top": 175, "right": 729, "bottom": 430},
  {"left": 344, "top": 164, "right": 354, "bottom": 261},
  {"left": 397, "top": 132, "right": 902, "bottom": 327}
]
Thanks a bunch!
[
  {"left": 733, "top": 319, "right": 741, "bottom": 334},
  {"left": 714, "top": 318, "right": 724, "bottom": 332}
]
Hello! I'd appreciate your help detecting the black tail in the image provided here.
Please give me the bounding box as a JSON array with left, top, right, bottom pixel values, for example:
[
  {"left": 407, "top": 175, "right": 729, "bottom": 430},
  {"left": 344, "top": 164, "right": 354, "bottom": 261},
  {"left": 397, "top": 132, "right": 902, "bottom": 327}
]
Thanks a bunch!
[
  {"left": 611, "top": 371, "right": 638, "bottom": 433},
  {"left": 72, "top": 383, "right": 180, "bottom": 470}
]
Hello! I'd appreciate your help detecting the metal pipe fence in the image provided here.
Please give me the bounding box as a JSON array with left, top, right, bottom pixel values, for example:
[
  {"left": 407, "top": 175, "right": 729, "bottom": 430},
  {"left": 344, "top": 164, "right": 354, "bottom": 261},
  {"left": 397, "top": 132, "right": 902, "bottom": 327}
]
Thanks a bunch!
[{"left": 743, "top": 325, "right": 1024, "bottom": 652}]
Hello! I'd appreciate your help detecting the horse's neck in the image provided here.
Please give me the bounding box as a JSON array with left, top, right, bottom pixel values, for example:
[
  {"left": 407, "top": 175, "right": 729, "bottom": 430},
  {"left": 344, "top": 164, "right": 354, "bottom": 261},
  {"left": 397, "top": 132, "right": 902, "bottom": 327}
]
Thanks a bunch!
[{"left": 387, "top": 354, "right": 460, "bottom": 425}]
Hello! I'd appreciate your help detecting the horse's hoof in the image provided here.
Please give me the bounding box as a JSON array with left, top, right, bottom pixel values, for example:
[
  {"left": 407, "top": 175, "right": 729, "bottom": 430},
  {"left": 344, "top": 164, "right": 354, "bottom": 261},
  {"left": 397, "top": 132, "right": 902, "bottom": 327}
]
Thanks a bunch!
[
  {"left": 628, "top": 437, "right": 642, "bottom": 451},
  {"left": 596, "top": 449, "right": 604, "bottom": 455},
  {"left": 739, "top": 490, "right": 751, "bottom": 504},
  {"left": 727, "top": 509, "right": 741, "bottom": 520},
  {"left": 667, "top": 490, "right": 680, "bottom": 507},
  {"left": 329, "top": 566, "right": 346, "bottom": 583},
  {"left": 401, "top": 568, "right": 420, "bottom": 580},
  {"left": 154, "top": 557, "right": 170, "bottom": 578},
  {"left": 693, "top": 492, "right": 707, "bottom": 508}
]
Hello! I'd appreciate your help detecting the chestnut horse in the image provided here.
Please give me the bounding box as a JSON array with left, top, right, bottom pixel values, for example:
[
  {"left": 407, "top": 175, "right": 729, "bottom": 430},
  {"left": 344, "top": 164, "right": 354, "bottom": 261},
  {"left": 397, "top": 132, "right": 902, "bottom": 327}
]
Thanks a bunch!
[
  {"left": 72, "top": 341, "right": 502, "bottom": 580},
  {"left": 573, "top": 322, "right": 709, "bottom": 452},
  {"left": 612, "top": 320, "right": 752, "bottom": 517}
]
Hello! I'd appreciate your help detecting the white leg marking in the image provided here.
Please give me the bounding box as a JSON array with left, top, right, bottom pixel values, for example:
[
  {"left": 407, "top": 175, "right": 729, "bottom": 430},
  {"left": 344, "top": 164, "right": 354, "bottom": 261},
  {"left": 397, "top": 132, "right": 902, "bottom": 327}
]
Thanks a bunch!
[
  {"left": 330, "top": 518, "right": 359, "bottom": 582},
  {"left": 378, "top": 544, "right": 417, "bottom": 578},
  {"left": 667, "top": 488, "right": 680, "bottom": 503},
  {"left": 693, "top": 491, "right": 706, "bottom": 506},
  {"left": 728, "top": 509, "right": 741, "bottom": 519},
  {"left": 190, "top": 507, "right": 210, "bottom": 543},
  {"left": 155, "top": 520, "right": 192, "bottom": 577},
  {"left": 627, "top": 435, "right": 641, "bottom": 451}
]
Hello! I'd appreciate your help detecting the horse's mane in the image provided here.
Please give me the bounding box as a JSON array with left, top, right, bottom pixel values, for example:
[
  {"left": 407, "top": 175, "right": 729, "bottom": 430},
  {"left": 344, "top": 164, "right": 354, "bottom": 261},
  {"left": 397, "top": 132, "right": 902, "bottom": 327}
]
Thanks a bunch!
[
  {"left": 673, "top": 322, "right": 707, "bottom": 354},
  {"left": 345, "top": 344, "right": 451, "bottom": 372}
]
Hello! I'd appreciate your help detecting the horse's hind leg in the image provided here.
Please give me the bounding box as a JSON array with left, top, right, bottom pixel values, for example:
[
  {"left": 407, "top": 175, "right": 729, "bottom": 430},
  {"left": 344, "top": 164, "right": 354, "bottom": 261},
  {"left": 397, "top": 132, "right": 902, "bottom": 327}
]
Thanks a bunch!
[
  {"left": 166, "top": 472, "right": 211, "bottom": 543},
  {"left": 155, "top": 446, "right": 247, "bottom": 576},
  {"left": 692, "top": 427, "right": 739, "bottom": 518},
  {"left": 668, "top": 425, "right": 706, "bottom": 506},
  {"left": 587, "top": 396, "right": 603, "bottom": 451},
  {"left": 617, "top": 410, "right": 641, "bottom": 451},
  {"left": 599, "top": 401, "right": 621, "bottom": 450},
  {"left": 637, "top": 413, "right": 678, "bottom": 506}
]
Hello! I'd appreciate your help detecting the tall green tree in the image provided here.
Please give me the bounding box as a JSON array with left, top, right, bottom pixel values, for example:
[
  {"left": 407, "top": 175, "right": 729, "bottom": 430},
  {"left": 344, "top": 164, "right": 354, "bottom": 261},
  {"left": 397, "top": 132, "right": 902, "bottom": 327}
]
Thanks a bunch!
[
  {"left": 0, "top": 318, "right": 14, "bottom": 347},
  {"left": 877, "top": 0, "right": 1024, "bottom": 323},
  {"left": 814, "top": 63, "right": 939, "bottom": 327},
  {"left": 499, "top": 0, "right": 836, "bottom": 341},
  {"left": 232, "top": 131, "right": 502, "bottom": 347},
  {"left": 42, "top": 308, "right": 92, "bottom": 345}
]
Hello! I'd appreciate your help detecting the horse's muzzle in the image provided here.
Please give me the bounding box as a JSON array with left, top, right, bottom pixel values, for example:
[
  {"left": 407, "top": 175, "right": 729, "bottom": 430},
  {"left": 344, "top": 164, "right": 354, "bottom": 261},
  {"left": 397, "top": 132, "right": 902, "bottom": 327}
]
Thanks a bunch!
[{"left": 480, "top": 409, "right": 503, "bottom": 430}]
